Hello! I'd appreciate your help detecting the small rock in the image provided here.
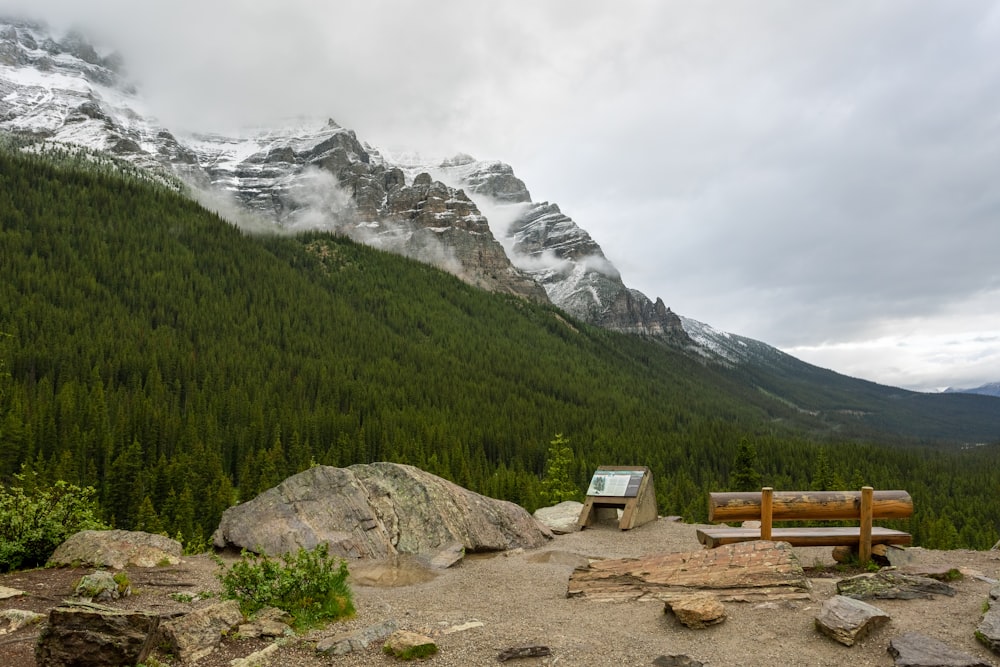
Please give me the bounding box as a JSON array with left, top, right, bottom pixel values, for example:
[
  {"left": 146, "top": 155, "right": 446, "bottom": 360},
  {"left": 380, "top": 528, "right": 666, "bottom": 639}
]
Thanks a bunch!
[
  {"left": 664, "top": 593, "right": 726, "bottom": 629},
  {"left": 74, "top": 570, "right": 130, "bottom": 601},
  {"left": 889, "top": 631, "right": 992, "bottom": 666},
  {"left": 440, "top": 620, "right": 484, "bottom": 635},
  {"left": 316, "top": 619, "right": 398, "bottom": 656},
  {"left": 497, "top": 645, "right": 552, "bottom": 662},
  {"left": 815, "top": 595, "right": 889, "bottom": 646},
  {"left": 0, "top": 609, "right": 45, "bottom": 635},
  {"left": 533, "top": 501, "right": 584, "bottom": 534},
  {"left": 653, "top": 656, "right": 705, "bottom": 667},
  {"left": 383, "top": 629, "right": 437, "bottom": 660},
  {"left": 0, "top": 586, "right": 23, "bottom": 600},
  {"left": 229, "top": 642, "right": 279, "bottom": 667}
]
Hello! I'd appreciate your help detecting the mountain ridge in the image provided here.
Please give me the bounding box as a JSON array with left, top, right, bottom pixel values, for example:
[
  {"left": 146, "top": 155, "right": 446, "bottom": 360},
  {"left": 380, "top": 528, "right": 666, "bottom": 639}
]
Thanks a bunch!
[{"left": 3, "top": 16, "right": 999, "bottom": 438}]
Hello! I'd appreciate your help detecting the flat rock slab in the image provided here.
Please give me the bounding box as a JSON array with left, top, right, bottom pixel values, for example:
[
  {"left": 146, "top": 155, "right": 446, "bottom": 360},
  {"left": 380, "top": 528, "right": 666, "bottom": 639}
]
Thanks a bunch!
[
  {"left": 815, "top": 595, "right": 889, "bottom": 646},
  {"left": 0, "top": 586, "right": 24, "bottom": 600},
  {"left": 837, "top": 571, "right": 957, "bottom": 600},
  {"left": 888, "top": 632, "right": 993, "bottom": 667},
  {"left": 567, "top": 540, "right": 811, "bottom": 603}
]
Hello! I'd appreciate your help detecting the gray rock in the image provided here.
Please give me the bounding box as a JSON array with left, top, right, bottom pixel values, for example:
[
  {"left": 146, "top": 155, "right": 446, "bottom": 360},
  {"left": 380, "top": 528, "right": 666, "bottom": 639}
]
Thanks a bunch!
[
  {"left": 213, "top": 463, "right": 552, "bottom": 559},
  {"left": 989, "top": 585, "right": 999, "bottom": 605},
  {"left": 977, "top": 608, "right": 1000, "bottom": 655},
  {"left": 157, "top": 600, "right": 243, "bottom": 663},
  {"left": 815, "top": 595, "right": 890, "bottom": 646},
  {"left": 0, "top": 585, "right": 24, "bottom": 600},
  {"left": 35, "top": 603, "right": 160, "bottom": 667},
  {"left": 383, "top": 629, "right": 437, "bottom": 659},
  {"left": 0, "top": 608, "right": 45, "bottom": 635},
  {"left": 889, "top": 632, "right": 992, "bottom": 666},
  {"left": 837, "top": 570, "right": 957, "bottom": 600},
  {"left": 74, "top": 570, "right": 130, "bottom": 601},
  {"left": 316, "top": 619, "right": 399, "bottom": 656},
  {"left": 533, "top": 501, "right": 584, "bottom": 534},
  {"left": 664, "top": 593, "right": 726, "bottom": 629},
  {"left": 48, "top": 530, "right": 181, "bottom": 569}
]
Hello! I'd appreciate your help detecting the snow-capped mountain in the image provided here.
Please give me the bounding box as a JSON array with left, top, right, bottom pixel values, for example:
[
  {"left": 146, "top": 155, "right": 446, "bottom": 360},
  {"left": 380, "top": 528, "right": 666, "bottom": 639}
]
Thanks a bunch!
[
  {"left": 944, "top": 382, "right": 1000, "bottom": 398},
  {"left": 0, "top": 17, "right": 728, "bottom": 353}
]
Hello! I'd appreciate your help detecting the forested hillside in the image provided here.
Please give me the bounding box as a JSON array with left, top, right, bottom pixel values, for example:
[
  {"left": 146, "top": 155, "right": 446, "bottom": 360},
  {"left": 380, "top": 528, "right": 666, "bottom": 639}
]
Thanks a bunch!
[{"left": 0, "top": 148, "right": 997, "bottom": 551}]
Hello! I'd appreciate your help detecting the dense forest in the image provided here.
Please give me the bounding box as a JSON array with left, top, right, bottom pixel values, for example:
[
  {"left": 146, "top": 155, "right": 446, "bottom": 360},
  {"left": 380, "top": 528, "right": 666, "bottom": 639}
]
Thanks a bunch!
[{"left": 0, "top": 146, "right": 997, "bottom": 552}]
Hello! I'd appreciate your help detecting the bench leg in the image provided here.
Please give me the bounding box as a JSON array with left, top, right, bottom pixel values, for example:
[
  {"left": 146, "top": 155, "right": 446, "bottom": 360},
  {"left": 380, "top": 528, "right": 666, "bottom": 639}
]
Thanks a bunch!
[{"left": 858, "top": 486, "right": 873, "bottom": 566}]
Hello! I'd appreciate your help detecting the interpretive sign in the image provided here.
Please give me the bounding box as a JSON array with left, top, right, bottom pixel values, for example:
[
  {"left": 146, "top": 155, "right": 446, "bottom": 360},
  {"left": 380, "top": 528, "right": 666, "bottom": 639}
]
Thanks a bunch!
[
  {"left": 586, "top": 469, "right": 645, "bottom": 498},
  {"left": 577, "top": 465, "right": 657, "bottom": 531}
]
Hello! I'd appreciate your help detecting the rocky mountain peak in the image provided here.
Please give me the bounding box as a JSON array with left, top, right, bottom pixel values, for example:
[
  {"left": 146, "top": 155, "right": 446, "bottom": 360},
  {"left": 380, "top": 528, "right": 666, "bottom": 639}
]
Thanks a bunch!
[{"left": 0, "top": 19, "right": 700, "bottom": 347}]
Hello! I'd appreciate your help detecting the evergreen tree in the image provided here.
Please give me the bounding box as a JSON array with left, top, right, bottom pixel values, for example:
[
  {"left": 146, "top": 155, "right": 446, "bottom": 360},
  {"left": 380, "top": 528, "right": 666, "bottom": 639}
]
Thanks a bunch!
[
  {"left": 730, "top": 437, "right": 761, "bottom": 491},
  {"left": 539, "top": 434, "right": 581, "bottom": 506}
]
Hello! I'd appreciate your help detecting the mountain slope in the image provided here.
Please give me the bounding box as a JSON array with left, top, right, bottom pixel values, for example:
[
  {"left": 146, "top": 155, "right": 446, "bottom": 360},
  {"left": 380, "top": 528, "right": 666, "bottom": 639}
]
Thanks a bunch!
[
  {"left": 2, "top": 17, "right": 997, "bottom": 453},
  {"left": 3, "top": 140, "right": 1000, "bottom": 551}
]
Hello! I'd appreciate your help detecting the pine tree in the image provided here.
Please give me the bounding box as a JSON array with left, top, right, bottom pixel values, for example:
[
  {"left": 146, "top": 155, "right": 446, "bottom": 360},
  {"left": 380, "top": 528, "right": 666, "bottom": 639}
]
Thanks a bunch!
[
  {"left": 539, "top": 433, "right": 581, "bottom": 507},
  {"left": 730, "top": 437, "right": 761, "bottom": 492}
]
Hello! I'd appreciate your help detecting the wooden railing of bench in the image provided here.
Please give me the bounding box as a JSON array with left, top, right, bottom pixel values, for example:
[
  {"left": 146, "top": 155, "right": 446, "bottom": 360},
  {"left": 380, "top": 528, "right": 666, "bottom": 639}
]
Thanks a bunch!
[{"left": 697, "top": 486, "right": 913, "bottom": 565}]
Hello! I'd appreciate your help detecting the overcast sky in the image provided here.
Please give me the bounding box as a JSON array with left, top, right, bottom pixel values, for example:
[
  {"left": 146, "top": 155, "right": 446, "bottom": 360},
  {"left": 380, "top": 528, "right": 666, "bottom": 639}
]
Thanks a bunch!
[{"left": 8, "top": 0, "right": 1000, "bottom": 392}]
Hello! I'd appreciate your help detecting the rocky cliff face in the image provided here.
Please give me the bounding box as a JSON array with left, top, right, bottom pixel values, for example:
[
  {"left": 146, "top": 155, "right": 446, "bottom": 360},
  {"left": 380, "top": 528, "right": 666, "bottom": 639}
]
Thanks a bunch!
[
  {"left": 427, "top": 156, "right": 693, "bottom": 343},
  {"left": 1, "top": 18, "right": 692, "bottom": 345}
]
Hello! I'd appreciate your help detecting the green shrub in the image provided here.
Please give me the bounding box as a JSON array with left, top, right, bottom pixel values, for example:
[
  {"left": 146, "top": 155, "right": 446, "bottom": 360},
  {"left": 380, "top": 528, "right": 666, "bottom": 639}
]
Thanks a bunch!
[
  {"left": 0, "top": 475, "right": 107, "bottom": 571},
  {"left": 215, "top": 544, "right": 354, "bottom": 631}
]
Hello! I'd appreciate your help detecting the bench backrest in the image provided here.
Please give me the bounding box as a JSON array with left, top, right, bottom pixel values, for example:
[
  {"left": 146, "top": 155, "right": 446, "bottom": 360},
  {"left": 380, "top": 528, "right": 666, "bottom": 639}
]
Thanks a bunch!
[{"left": 709, "top": 489, "right": 913, "bottom": 523}]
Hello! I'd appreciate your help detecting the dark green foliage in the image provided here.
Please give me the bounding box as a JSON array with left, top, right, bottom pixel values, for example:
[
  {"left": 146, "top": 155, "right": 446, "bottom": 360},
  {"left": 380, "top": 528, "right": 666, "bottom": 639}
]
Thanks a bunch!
[
  {"left": 539, "top": 433, "right": 582, "bottom": 506},
  {"left": 0, "top": 474, "right": 107, "bottom": 571},
  {"left": 216, "top": 545, "right": 354, "bottom": 631},
  {"left": 729, "top": 438, "right": 762, "bottom": 491},
  {"left": 0, "top": 143, "right": 997, "bottom": 553}
]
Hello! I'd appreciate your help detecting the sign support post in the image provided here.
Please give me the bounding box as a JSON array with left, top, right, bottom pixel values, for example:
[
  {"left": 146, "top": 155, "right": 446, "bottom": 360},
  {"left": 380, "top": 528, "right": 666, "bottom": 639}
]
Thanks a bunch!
[{"left": 577, "top": 466, "right": 657, "bottom": 531}]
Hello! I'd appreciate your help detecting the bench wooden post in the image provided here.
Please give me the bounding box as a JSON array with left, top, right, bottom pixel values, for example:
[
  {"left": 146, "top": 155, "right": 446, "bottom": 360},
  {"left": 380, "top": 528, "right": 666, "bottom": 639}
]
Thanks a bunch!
[
  {"left": 760, "top": 487, "right": 773, "bottom": 540},
  {"left": 859, "top": 486, "right": 873, "bottom": 566}
]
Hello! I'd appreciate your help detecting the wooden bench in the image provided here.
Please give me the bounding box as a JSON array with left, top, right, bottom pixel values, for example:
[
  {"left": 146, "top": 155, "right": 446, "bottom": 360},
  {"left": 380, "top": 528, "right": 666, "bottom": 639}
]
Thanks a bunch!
[{"left": 695, "top": 486, "right": 913, "bottom": 565}]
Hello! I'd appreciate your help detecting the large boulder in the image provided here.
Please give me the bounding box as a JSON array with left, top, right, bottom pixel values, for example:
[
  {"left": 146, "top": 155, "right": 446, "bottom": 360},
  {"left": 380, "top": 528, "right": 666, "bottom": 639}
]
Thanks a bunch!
[
  {"left": 34, "top": 603, "right": 160, "bottom": 667},
  {"left": 212, "top": 463, "right": 552, "bottom": 558},
  {"left": 48, "top": 530, "right": 181, "bottom": 569}
]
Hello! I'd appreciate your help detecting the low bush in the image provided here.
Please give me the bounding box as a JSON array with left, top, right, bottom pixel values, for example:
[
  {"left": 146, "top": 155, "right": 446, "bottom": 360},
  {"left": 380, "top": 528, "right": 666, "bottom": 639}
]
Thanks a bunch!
[
  {"left": 215, "top": 543, "right": 354, "bottom": 631},
  {"left": 0, "top": 475, "right": 107, "bottom": 571}
]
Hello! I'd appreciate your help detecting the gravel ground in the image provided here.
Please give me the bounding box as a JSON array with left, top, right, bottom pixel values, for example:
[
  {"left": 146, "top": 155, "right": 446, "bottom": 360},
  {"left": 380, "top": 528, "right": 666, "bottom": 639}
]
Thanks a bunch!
[{"left": 2, "top": 519, "right": 999, "bottom": 666}]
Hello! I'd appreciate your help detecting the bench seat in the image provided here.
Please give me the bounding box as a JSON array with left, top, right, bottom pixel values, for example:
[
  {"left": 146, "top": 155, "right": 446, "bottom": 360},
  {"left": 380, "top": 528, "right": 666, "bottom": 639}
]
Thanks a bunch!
[{"left": 696, "top": 525, "right": 913, "bottom": 549}]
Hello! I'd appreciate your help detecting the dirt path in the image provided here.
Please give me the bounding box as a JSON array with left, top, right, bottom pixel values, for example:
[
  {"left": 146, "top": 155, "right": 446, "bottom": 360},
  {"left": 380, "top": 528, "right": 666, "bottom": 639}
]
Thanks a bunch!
[{"left": 2, "top": 520, "right": 998, "bottom": 666}]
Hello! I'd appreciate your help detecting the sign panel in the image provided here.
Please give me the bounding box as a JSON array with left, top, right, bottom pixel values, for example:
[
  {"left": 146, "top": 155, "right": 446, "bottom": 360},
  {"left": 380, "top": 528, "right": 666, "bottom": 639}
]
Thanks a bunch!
[{"left": 586, "top": 469, "right": 644, "bottom": 498}]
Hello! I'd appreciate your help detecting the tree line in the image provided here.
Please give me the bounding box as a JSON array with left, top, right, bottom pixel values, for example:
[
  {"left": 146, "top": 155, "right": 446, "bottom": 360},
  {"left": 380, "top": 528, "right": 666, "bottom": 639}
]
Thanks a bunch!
[{"left": 0, "top": 145, "right": 997, "bottom": 552}]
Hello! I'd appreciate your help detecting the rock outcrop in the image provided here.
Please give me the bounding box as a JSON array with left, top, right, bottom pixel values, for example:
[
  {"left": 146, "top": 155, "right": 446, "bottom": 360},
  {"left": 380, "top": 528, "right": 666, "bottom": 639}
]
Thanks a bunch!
[
  {"left": 48, "top": 530, "right": 182, "bottom": 569},
  {"left": 212, "top": 463, "right": 552, "bottom": 559},
  {"left": 34, "top": 603, "right": 160, "bottom": 667}
]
